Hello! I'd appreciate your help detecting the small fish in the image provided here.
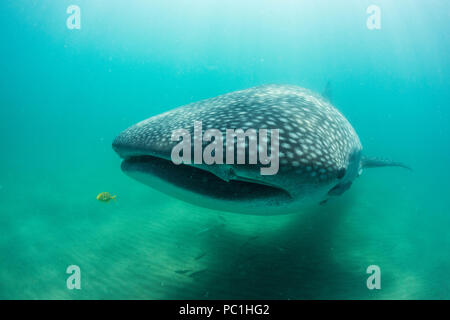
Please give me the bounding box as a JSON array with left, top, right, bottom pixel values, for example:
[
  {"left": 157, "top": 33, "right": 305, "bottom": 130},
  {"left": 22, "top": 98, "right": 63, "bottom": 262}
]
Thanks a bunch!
[
  {"left": 195, "top": 251, "right": 207, "bottom": 261},
  {"left": 195, "top": 227, "right": 212, "bottom": 236},
  {"left": 96, "top": 192, "right": 116, "bottom": 202},
  {"left": 240, "top": 235, "right": 260, "bottom": 248},
  {"left": 174, "top": 269, "right": 191, "bottom": 274},
  {"left": 188, "top": 269, "right": 208, "bottom": 278},
  {"left": 195, "top": 223, "right": 225, "bottom": 236}
]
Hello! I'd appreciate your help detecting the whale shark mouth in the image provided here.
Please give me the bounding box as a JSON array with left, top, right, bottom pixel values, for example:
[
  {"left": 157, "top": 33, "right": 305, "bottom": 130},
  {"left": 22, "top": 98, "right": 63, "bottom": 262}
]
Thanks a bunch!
[{"left": 120, "top": 155, "right": 291, "bottom": 201}]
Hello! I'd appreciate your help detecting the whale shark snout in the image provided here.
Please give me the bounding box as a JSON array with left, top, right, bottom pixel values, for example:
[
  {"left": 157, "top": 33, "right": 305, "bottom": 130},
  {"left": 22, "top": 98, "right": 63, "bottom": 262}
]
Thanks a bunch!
[{"left": 113, "top": 123, "right": 299, "bottom": 215}]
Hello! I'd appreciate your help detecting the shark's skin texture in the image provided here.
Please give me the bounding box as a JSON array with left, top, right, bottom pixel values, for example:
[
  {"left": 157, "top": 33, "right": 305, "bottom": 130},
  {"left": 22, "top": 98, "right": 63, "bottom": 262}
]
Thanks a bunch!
[{"left": 113, "top": 84, "right": 365, "bottom": 215}]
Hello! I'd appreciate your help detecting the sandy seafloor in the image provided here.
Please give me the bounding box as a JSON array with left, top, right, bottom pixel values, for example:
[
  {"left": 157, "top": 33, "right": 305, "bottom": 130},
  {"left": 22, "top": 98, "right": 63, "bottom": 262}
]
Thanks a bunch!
[{"left": 1, "top": 160, "right": 449, "bottom": 299}]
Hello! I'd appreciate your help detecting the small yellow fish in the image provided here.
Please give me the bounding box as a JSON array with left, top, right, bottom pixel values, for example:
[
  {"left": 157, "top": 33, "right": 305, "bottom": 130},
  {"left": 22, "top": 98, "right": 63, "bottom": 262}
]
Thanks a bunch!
[{"left": 96, "top": 192, "right": 116, "bottom": 202}]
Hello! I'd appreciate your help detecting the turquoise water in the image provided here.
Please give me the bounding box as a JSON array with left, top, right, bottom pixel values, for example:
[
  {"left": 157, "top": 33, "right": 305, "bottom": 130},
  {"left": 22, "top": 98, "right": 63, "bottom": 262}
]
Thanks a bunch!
[{"left": 1, "top": 0, "right": 449, "bottom": 299}]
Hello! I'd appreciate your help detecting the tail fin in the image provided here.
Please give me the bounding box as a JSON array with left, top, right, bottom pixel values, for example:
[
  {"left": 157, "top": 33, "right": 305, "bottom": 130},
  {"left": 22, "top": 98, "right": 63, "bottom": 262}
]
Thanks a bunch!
[{"left": 361, "top": 156, "right": 412, "bottom": 171}]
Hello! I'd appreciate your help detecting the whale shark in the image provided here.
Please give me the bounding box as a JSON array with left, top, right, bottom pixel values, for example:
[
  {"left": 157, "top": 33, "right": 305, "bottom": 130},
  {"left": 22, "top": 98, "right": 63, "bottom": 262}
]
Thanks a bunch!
[{"left": 112, "top": 84, "right": 409, "bottom": 215}]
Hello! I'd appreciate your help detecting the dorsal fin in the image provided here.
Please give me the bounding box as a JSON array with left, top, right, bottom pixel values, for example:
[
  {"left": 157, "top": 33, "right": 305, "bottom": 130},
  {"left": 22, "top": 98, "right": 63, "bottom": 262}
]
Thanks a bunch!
[{"left": 322, "top": 81, "right": 332, "bottom": 103}]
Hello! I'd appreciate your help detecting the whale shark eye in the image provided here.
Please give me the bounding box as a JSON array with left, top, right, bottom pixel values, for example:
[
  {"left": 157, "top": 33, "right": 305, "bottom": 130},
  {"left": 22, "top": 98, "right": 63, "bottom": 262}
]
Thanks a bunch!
[{"left": 337, "top": 168, "right": 346, "bottom": 179}]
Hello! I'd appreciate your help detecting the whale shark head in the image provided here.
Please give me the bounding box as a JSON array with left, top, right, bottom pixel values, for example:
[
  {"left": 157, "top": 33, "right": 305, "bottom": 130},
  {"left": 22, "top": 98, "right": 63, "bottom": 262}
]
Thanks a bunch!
[{"left": 113, "top": 85, "right": 364, "bottom": 215}]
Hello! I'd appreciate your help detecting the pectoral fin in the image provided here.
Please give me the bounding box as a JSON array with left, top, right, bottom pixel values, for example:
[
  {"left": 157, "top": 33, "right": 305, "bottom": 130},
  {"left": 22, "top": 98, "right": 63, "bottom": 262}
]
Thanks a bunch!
[{"left": 361, "top": 156, "right": 412, "bottom": 171}]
